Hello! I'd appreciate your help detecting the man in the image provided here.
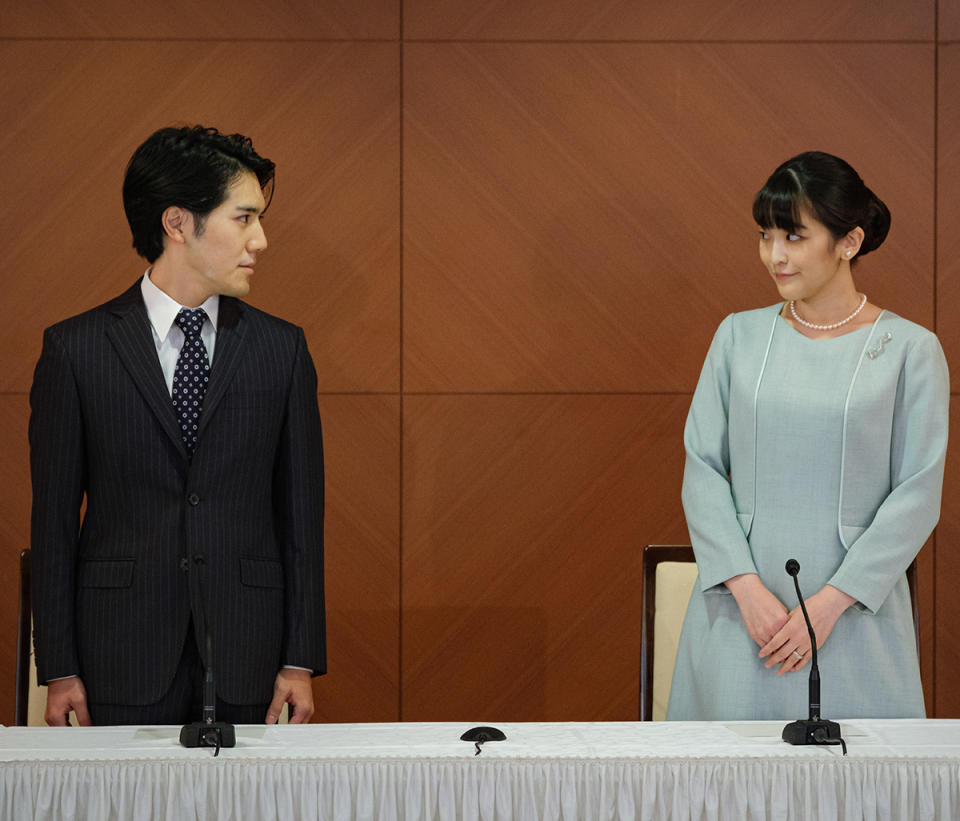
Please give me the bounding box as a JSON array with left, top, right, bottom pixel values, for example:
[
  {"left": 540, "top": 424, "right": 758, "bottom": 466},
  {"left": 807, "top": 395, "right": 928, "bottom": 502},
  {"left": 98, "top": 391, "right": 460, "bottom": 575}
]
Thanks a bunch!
[{"left": 29, "top": 125, "right": 325, "bottom": 726}]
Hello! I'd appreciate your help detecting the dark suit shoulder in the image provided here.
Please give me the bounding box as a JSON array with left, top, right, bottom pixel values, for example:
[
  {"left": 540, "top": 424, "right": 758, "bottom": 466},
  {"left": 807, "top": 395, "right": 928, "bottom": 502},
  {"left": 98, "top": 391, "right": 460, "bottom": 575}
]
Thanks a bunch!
[
  {"left": 220, "top": 298, "right": 308, "bottom": 366},
  {"left": 44, "top": 281, "right": 144, "bottom": 341},
  {"left": 226, "top": 298, "right": 304, "bottom": 335}
]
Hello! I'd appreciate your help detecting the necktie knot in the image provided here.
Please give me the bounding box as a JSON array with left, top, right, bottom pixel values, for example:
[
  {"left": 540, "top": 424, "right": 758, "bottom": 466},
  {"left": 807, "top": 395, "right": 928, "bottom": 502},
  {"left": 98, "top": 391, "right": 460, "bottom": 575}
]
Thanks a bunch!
[{"left": 175, "top": 308, "right": 207, "bottom": 339}]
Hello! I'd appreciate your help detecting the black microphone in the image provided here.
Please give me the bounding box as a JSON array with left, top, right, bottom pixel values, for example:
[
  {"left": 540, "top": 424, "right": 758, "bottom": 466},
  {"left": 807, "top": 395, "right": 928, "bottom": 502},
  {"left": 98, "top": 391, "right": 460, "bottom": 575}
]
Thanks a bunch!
[
  {"left": 180, "top": 562, "right": 236, "bottom": 755},
  {"left": 781, "top": 559, "right": 846, "bottom": 754}
]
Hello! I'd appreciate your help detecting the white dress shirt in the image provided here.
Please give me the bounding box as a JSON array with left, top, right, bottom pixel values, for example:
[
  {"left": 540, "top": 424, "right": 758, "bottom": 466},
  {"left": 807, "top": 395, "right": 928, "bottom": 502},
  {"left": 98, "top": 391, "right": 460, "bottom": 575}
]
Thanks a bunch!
[{"left": 140, "top": 271, "right": 219, "bottom": 396}]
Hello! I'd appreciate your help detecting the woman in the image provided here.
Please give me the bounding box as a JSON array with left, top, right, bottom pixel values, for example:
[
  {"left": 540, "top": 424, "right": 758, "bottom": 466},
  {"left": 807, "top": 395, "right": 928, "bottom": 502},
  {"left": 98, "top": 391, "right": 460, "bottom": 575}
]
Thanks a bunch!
[{"left": 667, "top": 151, "right": 948, "bottom": 720}]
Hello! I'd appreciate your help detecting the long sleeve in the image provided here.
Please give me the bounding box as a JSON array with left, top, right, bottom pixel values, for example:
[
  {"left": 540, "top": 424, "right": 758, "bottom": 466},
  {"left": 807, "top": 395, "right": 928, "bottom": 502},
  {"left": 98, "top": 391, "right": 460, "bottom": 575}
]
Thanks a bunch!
[
  {"left": 29, "top": 327, "right": 86, "bottom": 683},
  {"left": 828, "top": 331, "right": 949, "bottom": 614},
  {"left": 272, "top": 328, "right": 326, "bottom": 674},
  {"left": 682, "top": 315, "right": 760, "bottom": 592}
]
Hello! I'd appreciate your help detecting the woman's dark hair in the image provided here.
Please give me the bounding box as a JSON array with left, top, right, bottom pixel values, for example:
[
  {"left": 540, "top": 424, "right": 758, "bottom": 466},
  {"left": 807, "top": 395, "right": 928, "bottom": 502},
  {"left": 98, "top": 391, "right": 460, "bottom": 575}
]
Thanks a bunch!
[
  {"left": 752, "top": 151, "right": 890, "bottom": 259},
  {"left": 122, "top": 125, "right": 275, "bottom": 263}
]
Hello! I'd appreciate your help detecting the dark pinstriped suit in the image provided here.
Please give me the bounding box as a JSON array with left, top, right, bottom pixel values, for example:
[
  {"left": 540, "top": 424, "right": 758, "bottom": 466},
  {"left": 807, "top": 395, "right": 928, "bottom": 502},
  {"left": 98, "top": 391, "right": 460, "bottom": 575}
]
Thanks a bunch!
[{"left": 29, "top": 280, "right": 325, "bottom": 707}]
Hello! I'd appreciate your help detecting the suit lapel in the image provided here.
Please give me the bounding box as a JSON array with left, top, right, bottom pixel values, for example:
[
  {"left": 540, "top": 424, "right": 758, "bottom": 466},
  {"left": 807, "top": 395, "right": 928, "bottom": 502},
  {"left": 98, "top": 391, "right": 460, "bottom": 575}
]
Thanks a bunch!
[
  {"left": 105, "top": 281, "right": 189, "bottom": 459},
  {"left": 197, "top": 296, "right": 247, "bottom": 441}
]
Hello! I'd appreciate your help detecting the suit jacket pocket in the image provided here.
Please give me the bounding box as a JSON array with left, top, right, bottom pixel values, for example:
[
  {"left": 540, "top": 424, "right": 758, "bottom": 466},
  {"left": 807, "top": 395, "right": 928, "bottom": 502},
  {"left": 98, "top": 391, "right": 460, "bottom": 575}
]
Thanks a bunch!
[
  {"left": 240, "top": 557, "right": 284, "bottom": 589},
  {"left": 78, "top": 558, "right": 135, "bottom": 588}
]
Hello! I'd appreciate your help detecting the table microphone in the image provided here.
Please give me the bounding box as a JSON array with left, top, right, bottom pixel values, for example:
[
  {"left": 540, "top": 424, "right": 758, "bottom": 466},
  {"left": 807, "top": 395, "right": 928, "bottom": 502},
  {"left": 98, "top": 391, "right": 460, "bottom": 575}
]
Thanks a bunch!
[
  {"left": 781, "top": 558, "right": 846, "bottom": 755},
  {"left": 460, "top": 726, "right": 506, "bottom": 755},
  {"left": 180, "top": 567, "right": 236, "bottom": 755}
]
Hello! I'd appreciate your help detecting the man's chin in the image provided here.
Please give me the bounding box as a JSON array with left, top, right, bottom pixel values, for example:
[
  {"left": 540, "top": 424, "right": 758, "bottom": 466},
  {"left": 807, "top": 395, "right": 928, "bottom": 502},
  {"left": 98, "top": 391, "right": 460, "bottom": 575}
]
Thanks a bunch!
[{"left": 221, "top": 278, "right": 252, "bottom": 298}]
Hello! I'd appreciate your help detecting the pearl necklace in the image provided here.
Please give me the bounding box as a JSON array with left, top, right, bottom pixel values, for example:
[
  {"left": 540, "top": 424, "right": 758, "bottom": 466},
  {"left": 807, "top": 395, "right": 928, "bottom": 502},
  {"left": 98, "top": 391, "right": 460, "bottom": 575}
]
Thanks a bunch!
[{"left": 789, "top": 294, "right": 867, "bottom": 331}]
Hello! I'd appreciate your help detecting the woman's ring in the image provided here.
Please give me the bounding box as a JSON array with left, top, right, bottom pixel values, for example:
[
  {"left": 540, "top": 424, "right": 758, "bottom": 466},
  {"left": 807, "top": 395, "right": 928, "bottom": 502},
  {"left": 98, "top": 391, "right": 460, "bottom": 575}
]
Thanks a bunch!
[{"left": 792, "top": 650, "right": 804, "bottom": 661}]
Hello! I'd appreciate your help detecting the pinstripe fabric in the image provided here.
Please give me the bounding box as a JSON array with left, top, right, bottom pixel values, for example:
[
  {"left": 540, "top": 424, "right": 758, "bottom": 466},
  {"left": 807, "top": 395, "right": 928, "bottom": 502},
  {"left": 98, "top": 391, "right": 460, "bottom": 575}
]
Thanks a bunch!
[
  {"left": 29, "top": 280, "right": 325, "bottom": 707},
  {"left": 87, "top": 623, "right": 271, "bottom": 725}
]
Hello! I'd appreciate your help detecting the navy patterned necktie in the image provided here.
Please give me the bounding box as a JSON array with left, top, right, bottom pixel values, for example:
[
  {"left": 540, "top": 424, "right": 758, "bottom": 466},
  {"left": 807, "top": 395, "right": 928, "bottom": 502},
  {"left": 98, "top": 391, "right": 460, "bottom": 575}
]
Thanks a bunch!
[{"left": 172, "top": 307, "right": 210, "bottom": 455}]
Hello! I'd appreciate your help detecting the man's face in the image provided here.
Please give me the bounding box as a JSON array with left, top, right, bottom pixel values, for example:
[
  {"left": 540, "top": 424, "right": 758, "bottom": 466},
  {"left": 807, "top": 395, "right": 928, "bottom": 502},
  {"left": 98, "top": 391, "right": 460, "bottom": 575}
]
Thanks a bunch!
[{"left": 182, "top": 171, "right": 267, "bottom": 300}]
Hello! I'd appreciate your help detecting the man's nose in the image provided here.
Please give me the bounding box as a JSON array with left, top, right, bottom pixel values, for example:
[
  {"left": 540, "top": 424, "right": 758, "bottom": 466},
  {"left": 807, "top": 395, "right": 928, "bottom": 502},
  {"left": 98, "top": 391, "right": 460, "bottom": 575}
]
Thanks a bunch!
[{"left": 250, "top": 221, "right": 267, "bottom": 252}]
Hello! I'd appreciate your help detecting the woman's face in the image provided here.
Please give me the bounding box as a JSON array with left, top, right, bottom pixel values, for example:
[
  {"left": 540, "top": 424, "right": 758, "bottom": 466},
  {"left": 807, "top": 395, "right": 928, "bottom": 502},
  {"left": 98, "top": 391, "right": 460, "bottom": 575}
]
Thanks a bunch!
[{"left": 758, "top": 206, "right": 849, "bottom": 303}]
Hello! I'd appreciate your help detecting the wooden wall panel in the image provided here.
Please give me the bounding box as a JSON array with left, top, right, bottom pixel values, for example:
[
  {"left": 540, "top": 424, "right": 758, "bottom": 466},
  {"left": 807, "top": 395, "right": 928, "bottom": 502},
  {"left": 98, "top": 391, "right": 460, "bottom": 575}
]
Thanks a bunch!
[
  {"left": 2, "top": 4, "right": 952, "bottom": 725},
  {"left": 402, "top": 394, "right": 689, "bottom": 721},
  {"left": 935, "top": 43, "right": 960, "bottom": 717},
  {"left": 1, "top": 0, "right": 398, "bottom": 39},
  {"left": 404, "top": 0, "right": 933, "bottom": 40},
  {"left": 404, "top": 43, "right": 934, "bottom": 393},
  {"left": 936, "top": 400, "right": 960, "bottom": 716},
  {"left": 2, "top": 41, "right": 400, "bottom": 394},
  {"left": 938, "top": 45, "right": 960, "bottom": 375},
  {"left": 941, "top": 0, "right": 960, "bottom": 40},
  {"left": 0, "top": 396, "right": 31, "bottom": 726},
  {"left": 917, "top": 538, "right": 935, "bottom": 712},
  {"left": 312, "top": 395, "right": 401, "bottom": 722}
]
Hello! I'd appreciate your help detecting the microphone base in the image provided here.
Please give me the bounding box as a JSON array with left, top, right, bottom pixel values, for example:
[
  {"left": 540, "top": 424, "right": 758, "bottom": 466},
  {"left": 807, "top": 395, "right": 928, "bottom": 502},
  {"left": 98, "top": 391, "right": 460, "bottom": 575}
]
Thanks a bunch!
[
  {"left": 781, "top": 718, "right": 842, "bottom": 746},
  {"left": 179, "top": 721, "right": 236, "bottom": 749}
]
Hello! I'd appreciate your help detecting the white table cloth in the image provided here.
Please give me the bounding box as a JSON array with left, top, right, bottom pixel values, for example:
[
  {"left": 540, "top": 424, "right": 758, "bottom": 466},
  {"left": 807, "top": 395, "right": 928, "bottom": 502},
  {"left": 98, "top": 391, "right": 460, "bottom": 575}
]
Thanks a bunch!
[{"left": 2, "top": 720, "right": 959, "bottom": 820}]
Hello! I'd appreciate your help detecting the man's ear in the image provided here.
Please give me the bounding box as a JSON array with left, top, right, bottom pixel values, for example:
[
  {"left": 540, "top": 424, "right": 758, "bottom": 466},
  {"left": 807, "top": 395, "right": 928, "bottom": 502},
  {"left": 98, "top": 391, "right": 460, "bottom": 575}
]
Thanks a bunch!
[{"left": 161, "top": 206, "right": 192, "bottom": 245}]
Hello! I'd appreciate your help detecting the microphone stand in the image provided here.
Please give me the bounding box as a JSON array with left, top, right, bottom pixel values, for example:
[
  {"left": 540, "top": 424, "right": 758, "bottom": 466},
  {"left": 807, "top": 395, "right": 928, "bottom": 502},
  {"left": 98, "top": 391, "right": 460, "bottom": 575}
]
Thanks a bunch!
[
  {"left": 179, "top": 559, "right": 236, "bottom": 755},
  {"left": 781, "top": 559, "right": 847, "bottom": 755}
]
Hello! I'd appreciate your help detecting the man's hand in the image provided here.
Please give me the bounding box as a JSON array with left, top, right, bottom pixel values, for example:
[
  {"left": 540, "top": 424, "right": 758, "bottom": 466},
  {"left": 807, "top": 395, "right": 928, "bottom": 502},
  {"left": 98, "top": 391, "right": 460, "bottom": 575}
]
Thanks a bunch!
[
  {"left": 725, "top": 573, "right": 790, "bottom": 647},
  {"left": 265, "top": 669, "right": 314, "bottom": 724},
  {"left": 45, "top": 676, "right": 92, "bottom": 726}
]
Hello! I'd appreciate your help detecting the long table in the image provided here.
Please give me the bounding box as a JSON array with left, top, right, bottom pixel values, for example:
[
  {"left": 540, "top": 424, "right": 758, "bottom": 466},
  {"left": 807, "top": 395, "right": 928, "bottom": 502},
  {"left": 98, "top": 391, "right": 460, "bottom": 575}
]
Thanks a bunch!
[{"left": 2, "top": 720, "right": 959, "bottom": 820}]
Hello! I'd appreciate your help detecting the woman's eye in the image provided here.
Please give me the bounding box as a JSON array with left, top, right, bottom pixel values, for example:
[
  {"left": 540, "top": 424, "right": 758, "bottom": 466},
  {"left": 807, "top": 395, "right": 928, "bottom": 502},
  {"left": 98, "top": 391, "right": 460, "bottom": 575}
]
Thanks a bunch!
[{"left": 787, "top": 233, "right": 801, "bottom": 241}]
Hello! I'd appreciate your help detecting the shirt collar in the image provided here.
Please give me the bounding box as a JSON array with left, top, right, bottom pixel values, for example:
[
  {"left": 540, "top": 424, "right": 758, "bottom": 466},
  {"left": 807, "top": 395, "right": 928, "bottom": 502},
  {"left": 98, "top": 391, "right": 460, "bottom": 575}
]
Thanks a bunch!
[{"left": 140, "top": 270, "right": 220, "bottom": 342}]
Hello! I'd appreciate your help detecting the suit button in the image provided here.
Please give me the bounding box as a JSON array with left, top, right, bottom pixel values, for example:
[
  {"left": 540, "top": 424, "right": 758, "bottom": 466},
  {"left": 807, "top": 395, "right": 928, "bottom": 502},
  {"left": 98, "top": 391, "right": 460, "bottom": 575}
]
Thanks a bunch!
[
  {"left": 187, "top": 493, "right": 200, "bottom": 506},
  {"left": 179, "top": 558, "right": 189, "bottom": 571},
  {"left": 194, "top": 554, "right": 206, "bottom": 565}
]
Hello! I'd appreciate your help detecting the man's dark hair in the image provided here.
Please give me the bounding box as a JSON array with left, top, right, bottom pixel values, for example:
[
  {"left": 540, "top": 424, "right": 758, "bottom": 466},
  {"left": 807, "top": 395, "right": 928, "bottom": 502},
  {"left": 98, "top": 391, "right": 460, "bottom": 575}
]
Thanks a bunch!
[{"left": 122, "top": 125, "right": 275, "bottom": 263}]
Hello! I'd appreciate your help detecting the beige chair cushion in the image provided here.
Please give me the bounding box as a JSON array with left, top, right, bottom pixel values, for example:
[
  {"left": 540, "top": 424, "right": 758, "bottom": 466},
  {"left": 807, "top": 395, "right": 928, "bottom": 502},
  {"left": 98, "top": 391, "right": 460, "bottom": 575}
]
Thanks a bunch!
[
  {"left": 28, "top": 635, "right": 47, "bottom": 726},
  {"left": 652, "top": 561, "right": 698, "bottom": 721}
]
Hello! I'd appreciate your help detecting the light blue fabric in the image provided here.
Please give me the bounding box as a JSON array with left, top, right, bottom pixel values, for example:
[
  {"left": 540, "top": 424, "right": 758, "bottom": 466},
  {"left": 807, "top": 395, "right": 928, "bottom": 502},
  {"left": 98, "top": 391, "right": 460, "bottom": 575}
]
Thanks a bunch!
[{"left": 668, "top": 304, "right": 949, "bottom": 720}]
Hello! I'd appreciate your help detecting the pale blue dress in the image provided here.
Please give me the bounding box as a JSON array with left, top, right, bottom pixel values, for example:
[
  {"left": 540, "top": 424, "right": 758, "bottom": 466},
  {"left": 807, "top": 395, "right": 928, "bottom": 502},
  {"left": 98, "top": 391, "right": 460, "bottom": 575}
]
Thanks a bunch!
[{"left": 668, "top": 305, "right": 949, "bottom": 720}]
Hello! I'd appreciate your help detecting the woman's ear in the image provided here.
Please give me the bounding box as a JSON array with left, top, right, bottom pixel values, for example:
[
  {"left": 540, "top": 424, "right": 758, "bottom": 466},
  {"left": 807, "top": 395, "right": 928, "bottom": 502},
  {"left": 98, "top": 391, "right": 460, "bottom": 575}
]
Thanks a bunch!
[{"left": 840, "top": 225, "right": 865, "bottom": 260}]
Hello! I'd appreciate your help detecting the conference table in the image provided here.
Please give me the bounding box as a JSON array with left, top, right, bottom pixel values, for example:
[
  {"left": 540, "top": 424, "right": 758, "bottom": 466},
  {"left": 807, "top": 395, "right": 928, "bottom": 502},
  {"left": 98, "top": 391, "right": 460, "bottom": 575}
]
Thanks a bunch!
[{"left": 1, "top": 719, "right": 958, "bottom": 820}]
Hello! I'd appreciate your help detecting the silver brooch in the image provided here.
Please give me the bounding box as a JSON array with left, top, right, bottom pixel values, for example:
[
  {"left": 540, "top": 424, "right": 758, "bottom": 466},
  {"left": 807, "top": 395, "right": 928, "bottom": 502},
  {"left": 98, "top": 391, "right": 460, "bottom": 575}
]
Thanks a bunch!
[{"left": 867, "top": 332, "right": 892, "bottom": 359}]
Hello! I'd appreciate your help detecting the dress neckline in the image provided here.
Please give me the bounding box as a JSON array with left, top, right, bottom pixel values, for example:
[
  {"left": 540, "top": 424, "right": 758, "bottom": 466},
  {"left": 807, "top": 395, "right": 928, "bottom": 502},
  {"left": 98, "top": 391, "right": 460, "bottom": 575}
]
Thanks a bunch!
[{"left": 775, "top": 307, "right": 885, "bottom": 342}]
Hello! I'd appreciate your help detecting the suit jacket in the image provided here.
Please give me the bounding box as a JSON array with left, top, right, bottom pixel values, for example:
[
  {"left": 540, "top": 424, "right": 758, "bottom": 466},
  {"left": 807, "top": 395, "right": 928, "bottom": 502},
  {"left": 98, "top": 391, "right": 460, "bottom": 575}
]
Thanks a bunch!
[{"left": 29, "top": 280, "right": 325, "bottom": 706}]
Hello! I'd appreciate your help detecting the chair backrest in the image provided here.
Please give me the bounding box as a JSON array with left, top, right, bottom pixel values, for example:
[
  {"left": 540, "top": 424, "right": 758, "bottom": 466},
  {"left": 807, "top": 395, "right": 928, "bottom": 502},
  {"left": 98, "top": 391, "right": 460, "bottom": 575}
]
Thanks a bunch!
[
  {"left": 16, "top": 548, "right": 31, "bottom": 726},
  {"left": 906, "top": 557, "right": 919, "bottom": 659},
  {"left": 640, "top": 544, "right": 697, "bottom": 721}
]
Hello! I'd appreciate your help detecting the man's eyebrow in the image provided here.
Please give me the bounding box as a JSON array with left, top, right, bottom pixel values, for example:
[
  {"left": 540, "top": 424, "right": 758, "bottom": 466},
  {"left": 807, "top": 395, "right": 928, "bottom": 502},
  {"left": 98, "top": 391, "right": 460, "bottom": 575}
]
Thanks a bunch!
[{"left": 235, "top": 204, "right": 263, "bottom": 214}]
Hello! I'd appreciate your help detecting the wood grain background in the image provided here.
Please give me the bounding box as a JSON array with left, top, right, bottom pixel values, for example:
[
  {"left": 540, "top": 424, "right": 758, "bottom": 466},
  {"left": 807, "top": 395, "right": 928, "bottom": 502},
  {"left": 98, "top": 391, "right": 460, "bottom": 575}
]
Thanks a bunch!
[{"left": 2, "top": 0, "right": 957, "bottom": 723}]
